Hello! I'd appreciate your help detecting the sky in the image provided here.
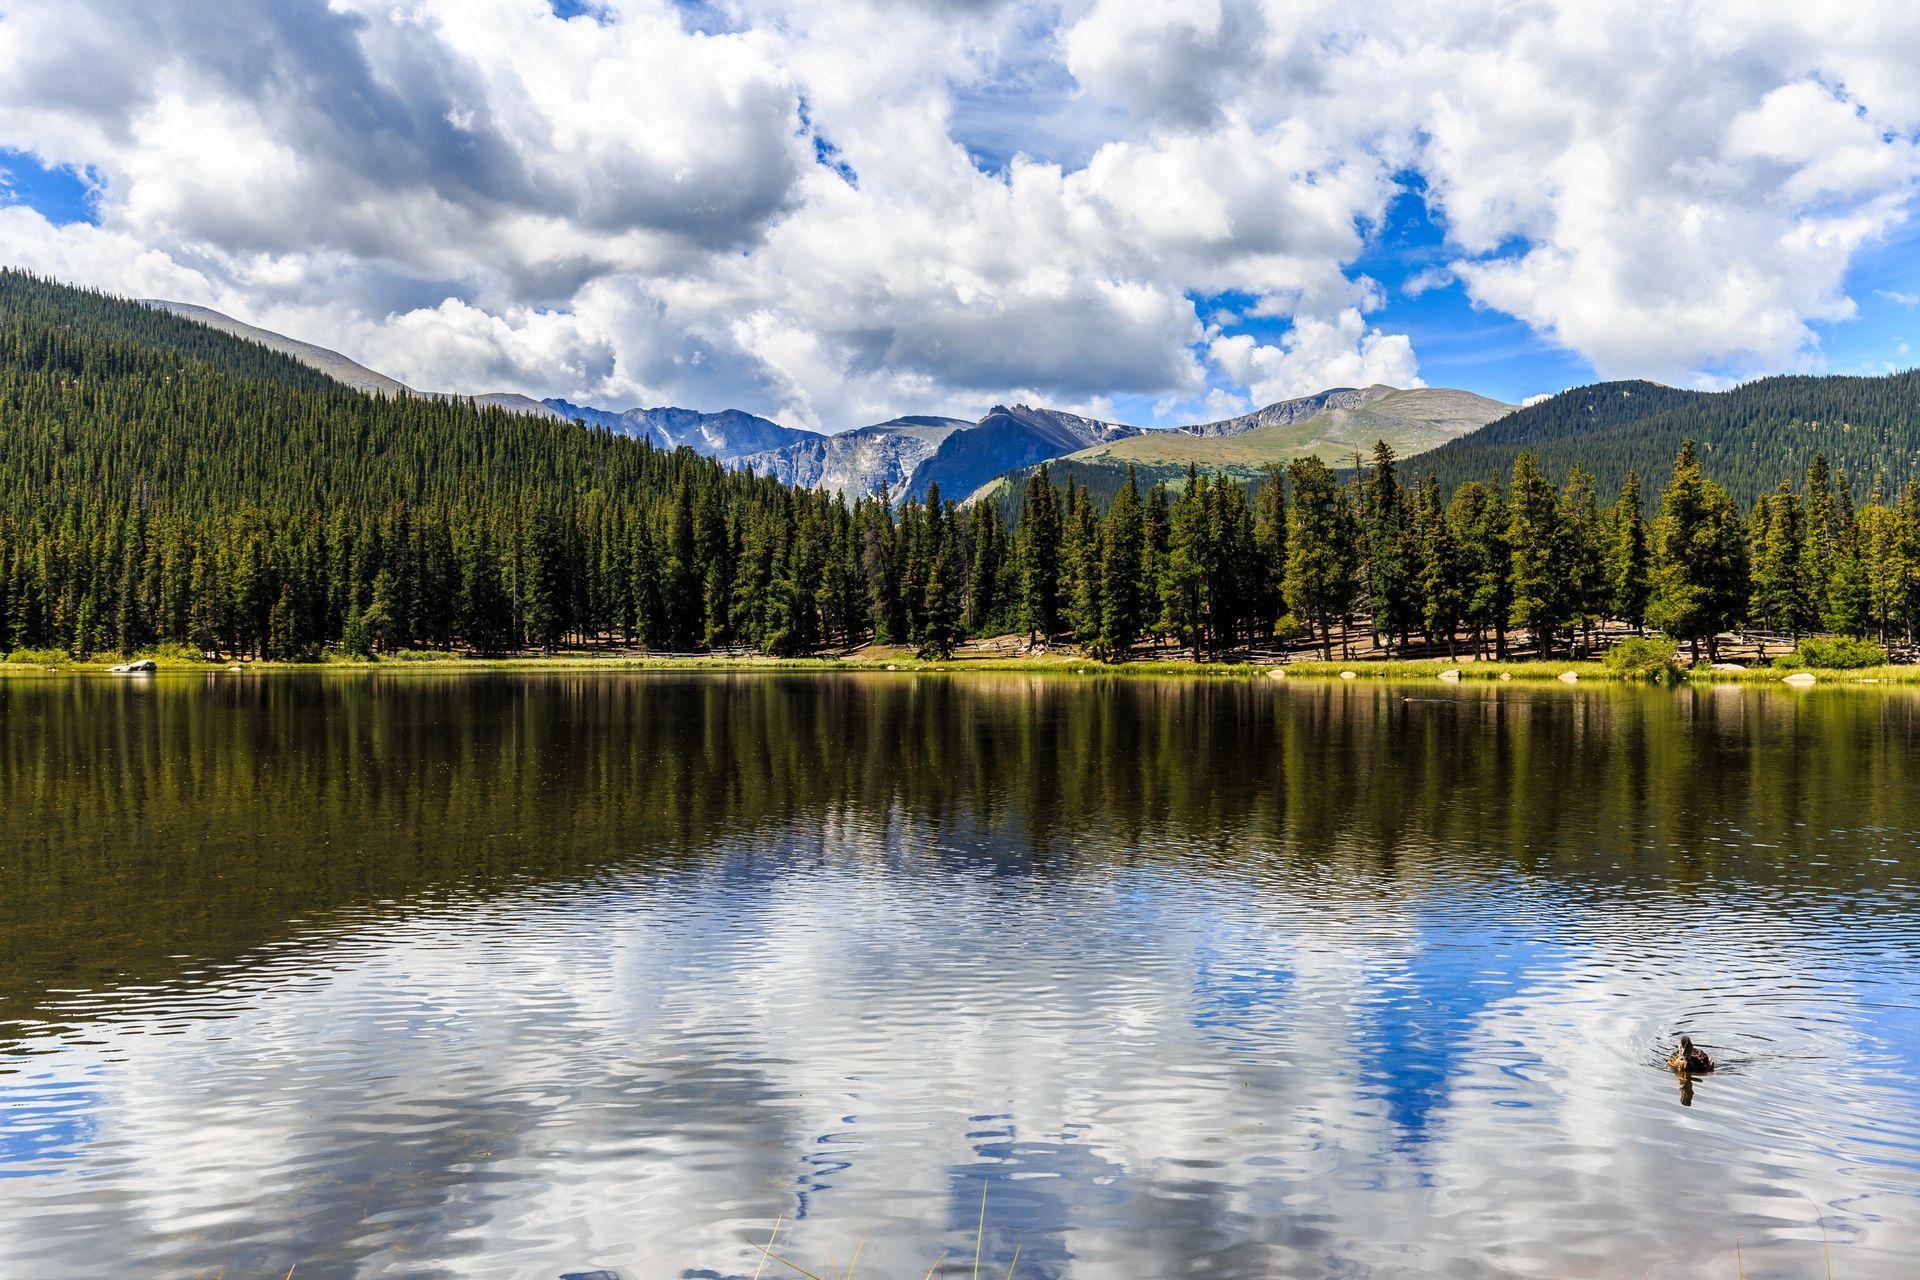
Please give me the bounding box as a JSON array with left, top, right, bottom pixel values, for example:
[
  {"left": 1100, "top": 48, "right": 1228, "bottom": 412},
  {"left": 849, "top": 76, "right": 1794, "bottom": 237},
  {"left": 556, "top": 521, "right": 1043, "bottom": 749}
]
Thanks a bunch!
[{"left": 0, "top": 0, "right": 1917, "bottom": 431}]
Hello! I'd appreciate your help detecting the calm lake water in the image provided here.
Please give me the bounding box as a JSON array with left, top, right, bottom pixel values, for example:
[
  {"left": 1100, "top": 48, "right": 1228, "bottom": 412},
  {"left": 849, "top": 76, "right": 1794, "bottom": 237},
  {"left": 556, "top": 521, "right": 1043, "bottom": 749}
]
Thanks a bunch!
[{"left": 3, "top": 673, "right": 1919, "bottom": 1279}]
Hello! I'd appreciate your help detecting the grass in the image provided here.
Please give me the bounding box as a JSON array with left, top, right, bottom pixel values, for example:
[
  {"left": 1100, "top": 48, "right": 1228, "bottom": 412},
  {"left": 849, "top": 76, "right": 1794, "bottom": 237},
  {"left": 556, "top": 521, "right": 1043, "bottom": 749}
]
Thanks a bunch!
[
  {"left": 1686, "top": 662, "right": 1920, "bottom": 685},
  {"left": 741, "top": 1189, "right": 1834, "bottom": 1280},
  {"left": 1278, "top": 657, "right": 1613, "bottom": 681},
  {"left": 751, "top": 1186, "right": 1020, "bottom": 1280},
  {"left": 4, "top": 646, "right": 1918, "bottom": 687}
]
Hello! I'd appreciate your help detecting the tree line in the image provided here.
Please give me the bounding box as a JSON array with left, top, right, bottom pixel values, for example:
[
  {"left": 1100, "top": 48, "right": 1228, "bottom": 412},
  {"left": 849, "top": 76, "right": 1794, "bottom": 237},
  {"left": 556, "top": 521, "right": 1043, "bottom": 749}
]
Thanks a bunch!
[{"left": 3, "top": 269, "right": 1919, "bottom": 664}]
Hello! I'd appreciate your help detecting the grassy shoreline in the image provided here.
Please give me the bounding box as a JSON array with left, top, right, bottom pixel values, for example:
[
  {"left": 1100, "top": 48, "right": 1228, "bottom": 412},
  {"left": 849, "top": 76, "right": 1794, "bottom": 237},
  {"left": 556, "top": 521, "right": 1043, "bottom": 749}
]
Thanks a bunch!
[{"left": 6, "top": 649, "right": 1920, "bottom": 685}]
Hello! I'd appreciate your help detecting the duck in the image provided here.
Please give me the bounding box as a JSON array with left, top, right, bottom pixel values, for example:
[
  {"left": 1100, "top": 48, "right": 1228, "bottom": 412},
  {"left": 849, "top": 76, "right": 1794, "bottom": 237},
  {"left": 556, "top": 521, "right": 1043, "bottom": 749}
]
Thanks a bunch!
[{"left": 1666, "top": 1035, "right": 1714, "bottom": 1074}]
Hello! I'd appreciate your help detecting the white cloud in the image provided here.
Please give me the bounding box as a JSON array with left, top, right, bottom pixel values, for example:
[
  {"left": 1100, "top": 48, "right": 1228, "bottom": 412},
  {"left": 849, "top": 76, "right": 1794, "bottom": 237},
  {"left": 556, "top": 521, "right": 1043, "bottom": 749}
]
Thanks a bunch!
[
  {"left": 1207, "top": 309, "right": 1422, "bottom": 403},
  {"left": 0, "top": 0, "right": 1916, "bottom": 424},
  {"left": 1401, "top": 267, "right": 1454, "bottom": 298}
]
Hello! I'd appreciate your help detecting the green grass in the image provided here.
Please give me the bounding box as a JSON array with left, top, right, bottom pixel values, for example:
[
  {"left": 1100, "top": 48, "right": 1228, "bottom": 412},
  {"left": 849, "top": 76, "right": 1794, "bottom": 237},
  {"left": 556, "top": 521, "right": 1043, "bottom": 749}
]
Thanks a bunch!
[
  {"left": 3, "top": 647, "right": 1916, "bottom": 686},
  {"left": 1686, "top": 662, "right": 1920, "bottom": 685},
  {"left": 1278, "top": 658, "right": 1612, "bottom": 681}
]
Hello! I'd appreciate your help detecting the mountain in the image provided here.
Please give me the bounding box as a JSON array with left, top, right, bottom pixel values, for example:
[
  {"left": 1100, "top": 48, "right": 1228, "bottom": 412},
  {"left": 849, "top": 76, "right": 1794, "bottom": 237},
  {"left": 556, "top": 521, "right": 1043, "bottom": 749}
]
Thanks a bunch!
[
  {"left": 1080, "top": 386, "right": 1514, "bottom": 468},
  {"left": 144, "top": 303, "right": 830, "bottom": 463},
  {"left": 901, "top": 404, "right": 1137, "bottom": 501},
  {"left": 0, "top": 268, "right": 868, "bottom": 658},
  {"left": 728, "top": 404, "right": 1134, "bottom": 503},
  {"left": 735, "top": 415, "right": 970, "bottom": 498},
  {"left": 969, "top": 385, "right": 1514, "bottom": 511},
  {"left": 144, "top": 301, "right": 563, "bottom": 418},
  {"left": 1182, "top": 384, "right": 1401, "bottom": 437},
  {"left": 1413, "top": 374, "right": 1920, "bottom": 507},
  {"left": 543, "top": 400, "right": 818, "bottom": 460}
]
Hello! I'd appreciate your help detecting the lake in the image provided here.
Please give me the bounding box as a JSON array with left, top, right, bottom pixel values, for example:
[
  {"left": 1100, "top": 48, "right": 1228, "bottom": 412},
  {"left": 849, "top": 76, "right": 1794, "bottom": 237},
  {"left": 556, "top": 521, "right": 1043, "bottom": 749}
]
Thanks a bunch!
[{"left": 2, "top": 673, "right": 1918, "bottom": 1278}]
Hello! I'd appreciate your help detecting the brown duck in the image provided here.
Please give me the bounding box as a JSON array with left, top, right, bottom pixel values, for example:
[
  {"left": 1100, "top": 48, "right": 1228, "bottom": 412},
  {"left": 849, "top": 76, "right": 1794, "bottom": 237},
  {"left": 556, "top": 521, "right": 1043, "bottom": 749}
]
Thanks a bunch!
[{"left": 1666, "top": 1035, "right": 1714, "bottom": 1074}]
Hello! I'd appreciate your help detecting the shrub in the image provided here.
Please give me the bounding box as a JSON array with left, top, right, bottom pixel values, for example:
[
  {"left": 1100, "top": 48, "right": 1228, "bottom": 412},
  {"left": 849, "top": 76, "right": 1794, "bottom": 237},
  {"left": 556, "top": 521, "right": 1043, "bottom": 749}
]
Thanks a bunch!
[
  {"left": 1272, "top": 614, "right": 1311, "bottom": 643},
  {"left": 4, "top": 647, "right": 66, "bottom": 665},
  {"left": 1775, "top": 636, "right": 1888, "bottom": 670},
  {"left": 392, "top": 648, "right": 450, "bottom": 663},
  {"left": 146, "top": 641, "right": 209, "bottom": 664},
  {"left": 1603, "top": 635, "right": 1682, "bottom": 680}
]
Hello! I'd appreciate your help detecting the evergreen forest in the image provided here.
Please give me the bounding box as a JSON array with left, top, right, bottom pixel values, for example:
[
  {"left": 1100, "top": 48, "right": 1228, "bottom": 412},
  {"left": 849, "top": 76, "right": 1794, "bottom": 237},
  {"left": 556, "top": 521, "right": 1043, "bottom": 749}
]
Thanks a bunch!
[{"left": 3, "top": 270, "right": 1920, "bottom": 664}]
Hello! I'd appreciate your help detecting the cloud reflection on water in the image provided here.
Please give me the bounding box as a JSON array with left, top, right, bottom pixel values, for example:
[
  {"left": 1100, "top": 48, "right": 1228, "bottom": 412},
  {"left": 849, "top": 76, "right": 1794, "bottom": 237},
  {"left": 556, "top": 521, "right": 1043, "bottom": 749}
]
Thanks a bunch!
[{"left": 1, "top": 676, "right": 1918, "bottom": 1278}]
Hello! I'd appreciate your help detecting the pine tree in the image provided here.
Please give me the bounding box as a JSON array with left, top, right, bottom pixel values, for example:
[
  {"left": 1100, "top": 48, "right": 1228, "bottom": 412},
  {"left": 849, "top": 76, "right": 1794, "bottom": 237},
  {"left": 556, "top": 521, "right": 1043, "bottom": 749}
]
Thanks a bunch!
[
  {"left": 362, "top": 569, "right": 399, "bottom": 654},
  {"left": 1415, "top": 473, "right": 1465, "bottom": 656},
  {"left": 1252, "top": 463, "right": 1288, "bottom": 633},
  {"left": 1100, "top": 466, "right": 1147, "bottom": 658},
  {"left": 1450, "top": 479, "right": 1511, "bottom": 659},
  {"left": 1646, "top": 441, "right": 1749, "bottom": 662},
  {"left": 1559, "top": 465, "right": 1607, "bottom": 654},
  {"left": 1606, "top": 470, "right": 1651, "bottom": 631},
  {"left": 917, "top": 536, "right": 962, "bottom": 660},
  {"left": 1283, "top": 457, "right": 1360, "bottom": 659},
  {"left": 266, "top": 582, "right": 299, "bottom": 661},
  {"left": 1506, "top": 452, "right": 1567, "bottom": 657},
  {"left": 1859, "top": 494, "right": 1905, "bottom": 643},
  {"left": 1017, "top": 465, "right": 1063, "bottom": 646},
  {"left": 966, "top": 502, "right": 1005, "bottom": 635},
  {"left": 458, "top": 524, "right": 511, "bottom": 653},
  {"left": 1361, "top": 441, "right": 1415, "bottom": 652},
  {"left": 1159, "top": 472, "right": 1209, "bottom": 656},
  {"left": 665, "top": 479, "right": 703, "bottom": 649},
  {"left": 1748, "top": 481, "right": 1807, "bottom": 640},
  {"left": 1897, "top": 480, "right": 1920, "bottom": 643},
  {"left": 1206, "top": 478, "right": 1257, "bottom": 651},
  {"left": 1802, "top": 453, "right": 1837, "bottom": 627},
  {"left": 1062, "top": 483, "right": 1105, "bottom": 650},
  {"left": 1142, "top": 482, "right": 1171, "bottom": 650}
]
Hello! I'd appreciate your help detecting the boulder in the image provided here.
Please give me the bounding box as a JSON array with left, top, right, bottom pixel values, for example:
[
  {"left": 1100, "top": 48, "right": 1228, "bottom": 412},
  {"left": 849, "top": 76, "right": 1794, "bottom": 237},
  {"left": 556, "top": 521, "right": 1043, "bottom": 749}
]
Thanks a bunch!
[
  {"left": 1783, "top": 671, "right": 1817, "bottom": 686},
  {"left": 1709, "top": 662, "right": 1746, "bottom": 672},
  {"left": 1267, "top": 668, "right": 1287, "bottom": 680},
  {"left": 1558, "top": 670, "right": 1579, "bottom": 683},
  {"left": 108, "top": 659, "right": 157, "bottom": 674},
  {"left": 1339, "top": 670, "right": 1357, "bottom": 680},
  {"left": 1437, "top": 668, "right": 1462, "bottom": 682}
]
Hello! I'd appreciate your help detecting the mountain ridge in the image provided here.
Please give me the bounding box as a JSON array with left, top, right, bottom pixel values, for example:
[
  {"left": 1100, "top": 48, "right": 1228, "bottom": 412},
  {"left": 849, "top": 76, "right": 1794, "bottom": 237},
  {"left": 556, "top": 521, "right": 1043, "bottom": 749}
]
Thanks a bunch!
[
  {"left": 543, "top": 399, "right": 820, "bottom": 458},
  {"left": 1411, "top": 374, "right": 1920, "bottom": 506},
  {"left": 144, "top": 301, "right": 565, "bottom": 420},
  {"left": 138, "top": 298, "right": 1539, "bottom": 505}
]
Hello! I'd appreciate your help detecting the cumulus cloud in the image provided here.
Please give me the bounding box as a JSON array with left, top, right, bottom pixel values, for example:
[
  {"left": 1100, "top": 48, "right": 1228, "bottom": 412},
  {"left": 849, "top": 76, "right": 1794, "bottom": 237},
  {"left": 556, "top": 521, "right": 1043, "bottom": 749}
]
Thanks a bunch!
[
  {"left": 0, "top": 0, "right": 1916, "bottom": 425},
  {"left": 1208, "top": 310, "right": 1422, "bottom": 403}
]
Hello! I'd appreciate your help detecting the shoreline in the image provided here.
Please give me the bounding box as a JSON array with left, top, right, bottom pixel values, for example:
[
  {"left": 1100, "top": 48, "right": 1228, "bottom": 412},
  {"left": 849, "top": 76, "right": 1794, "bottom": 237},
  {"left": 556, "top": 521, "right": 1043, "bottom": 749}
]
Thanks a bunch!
[{"left": 5, "top": 651, "right": 1918, "bottom": 685}]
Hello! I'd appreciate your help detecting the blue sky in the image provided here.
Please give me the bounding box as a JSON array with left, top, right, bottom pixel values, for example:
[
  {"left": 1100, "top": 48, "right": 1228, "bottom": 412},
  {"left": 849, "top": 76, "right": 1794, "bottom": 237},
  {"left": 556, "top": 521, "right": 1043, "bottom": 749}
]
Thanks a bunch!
[{"left": 0, "top": 148, "right": 94, "bottom": 228}]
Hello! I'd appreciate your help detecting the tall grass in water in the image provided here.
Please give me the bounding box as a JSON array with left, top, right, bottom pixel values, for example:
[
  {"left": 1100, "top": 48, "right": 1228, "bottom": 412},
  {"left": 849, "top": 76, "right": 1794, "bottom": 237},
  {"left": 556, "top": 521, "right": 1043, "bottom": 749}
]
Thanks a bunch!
[
  {"left": 744, "top": 1194, "right": 1838, "bottom": 1280},
  {"left": 751, "top": 1185, "right": 1019, "bottom": 1280}
]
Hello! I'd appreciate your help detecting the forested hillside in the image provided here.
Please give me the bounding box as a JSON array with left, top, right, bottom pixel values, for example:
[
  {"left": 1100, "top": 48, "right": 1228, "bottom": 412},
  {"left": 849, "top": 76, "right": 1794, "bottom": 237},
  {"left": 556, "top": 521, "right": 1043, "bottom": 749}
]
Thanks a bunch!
[
  {"left": 0, "top": 271, "right": 897, "bottom": 659},
  {"left": 3, "top": 271, "right": 1919, "bottom": 666},
  {"left": 1418, "top": 376, "right": 1920, "bottom": 506}
]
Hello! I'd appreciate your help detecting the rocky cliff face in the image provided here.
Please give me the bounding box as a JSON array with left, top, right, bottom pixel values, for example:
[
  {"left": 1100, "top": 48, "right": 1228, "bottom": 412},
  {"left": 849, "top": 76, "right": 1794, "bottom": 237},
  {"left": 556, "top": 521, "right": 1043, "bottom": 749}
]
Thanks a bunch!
[
  {"left": 737, "top": 417, "right": 969, "bottom": 498},
  {"left": 542, "top": 401, "right": 818, "bottom": 459},
  {"left": 899, "top": 404, "right": 1139, "bottom": 501}
]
